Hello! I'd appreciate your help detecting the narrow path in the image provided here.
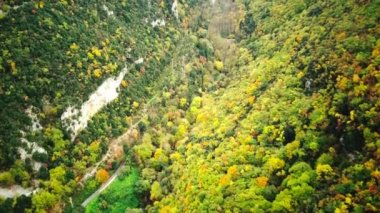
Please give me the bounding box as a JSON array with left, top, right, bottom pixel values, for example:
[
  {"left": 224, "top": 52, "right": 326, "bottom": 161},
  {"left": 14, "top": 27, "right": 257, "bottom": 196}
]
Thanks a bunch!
[
  {"left": 79, "top": 96, "right": 158, "bottom": 184},
  {"left": 81, "top": 163, "right": 125, "bottom": 207}
]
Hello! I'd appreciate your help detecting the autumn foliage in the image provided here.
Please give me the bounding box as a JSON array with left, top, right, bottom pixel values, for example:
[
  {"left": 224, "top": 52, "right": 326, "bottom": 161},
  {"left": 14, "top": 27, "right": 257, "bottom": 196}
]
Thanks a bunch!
[{"left": 96, "top": 169, "right": 110, "bottom": 184}]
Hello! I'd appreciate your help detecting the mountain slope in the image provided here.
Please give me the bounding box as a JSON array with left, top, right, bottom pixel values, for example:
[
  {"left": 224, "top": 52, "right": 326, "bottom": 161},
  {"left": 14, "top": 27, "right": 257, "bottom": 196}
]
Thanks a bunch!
[
  {"left": 0, "top": 0, "right": 380, "bottom": 212},
  {"left": 123, "top": 0, "right": 380, "bottom": 212},
  {"left": 0, "top": 0, "right": 184, "bottom": 211}
]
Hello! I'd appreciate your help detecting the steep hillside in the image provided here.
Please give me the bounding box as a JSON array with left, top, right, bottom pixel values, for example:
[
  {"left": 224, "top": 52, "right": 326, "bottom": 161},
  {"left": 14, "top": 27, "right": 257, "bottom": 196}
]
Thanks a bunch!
[
  {"left": 121, "top": 0, "right": 380, "bottom": 212},
  {"left": 0, "top": 0, "right": 187, "bottom": 211},
  {"left": 1, "top": 0, "right": 380, "bottom": 212}
]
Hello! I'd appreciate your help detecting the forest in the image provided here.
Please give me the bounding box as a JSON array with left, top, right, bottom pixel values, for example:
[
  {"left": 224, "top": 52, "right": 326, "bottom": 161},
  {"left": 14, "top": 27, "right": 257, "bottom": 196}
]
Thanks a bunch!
[{"left": 0, "top": 0, "right": 379, "bottom": 212}]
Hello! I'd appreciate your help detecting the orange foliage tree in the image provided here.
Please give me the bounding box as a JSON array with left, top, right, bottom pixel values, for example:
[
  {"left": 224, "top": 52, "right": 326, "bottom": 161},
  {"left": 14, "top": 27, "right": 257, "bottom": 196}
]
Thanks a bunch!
[{"left": 96, "top": 169, "right": 110, "bottom": 184}]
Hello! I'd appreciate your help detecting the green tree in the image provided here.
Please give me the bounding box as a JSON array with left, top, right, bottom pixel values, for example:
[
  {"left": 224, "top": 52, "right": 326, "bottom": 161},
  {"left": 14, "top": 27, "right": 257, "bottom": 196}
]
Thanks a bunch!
[
  {"left": 32, "top": 190, "right": 58, "bottom": 213},
  {"left": 150, "top": 181, "right": 163, "bottom": 201},
  {"left": 0, "top": 171, "right": 14, "bottom": 186},
  {"left": 44, "top": 128, "right": 68, "bottom": 152}
]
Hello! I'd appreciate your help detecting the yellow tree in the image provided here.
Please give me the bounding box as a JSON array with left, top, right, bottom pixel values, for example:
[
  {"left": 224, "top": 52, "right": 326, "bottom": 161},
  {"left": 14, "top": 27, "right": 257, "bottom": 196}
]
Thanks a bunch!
[{"left": 96, "top": 169, "right": 110, "bottom": 184}]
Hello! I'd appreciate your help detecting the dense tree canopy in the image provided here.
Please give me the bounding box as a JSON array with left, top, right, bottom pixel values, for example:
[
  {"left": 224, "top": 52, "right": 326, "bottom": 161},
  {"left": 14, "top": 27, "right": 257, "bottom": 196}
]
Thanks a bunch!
[{"left": 0, "top": 0, "right": 380, "bottom": 212}]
